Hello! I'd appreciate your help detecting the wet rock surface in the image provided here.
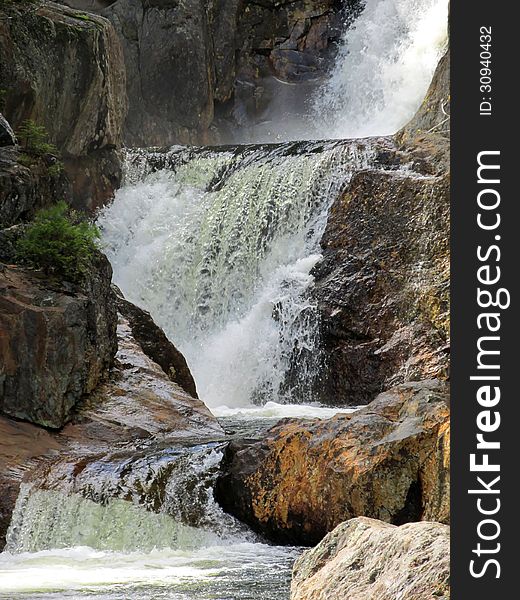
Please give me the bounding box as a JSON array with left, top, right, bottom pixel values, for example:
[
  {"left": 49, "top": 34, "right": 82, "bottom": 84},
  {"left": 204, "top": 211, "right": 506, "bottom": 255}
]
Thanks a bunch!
[
  {"left": 311, "top": 167, "right": 450, "bottom": 406},
  {"left": 0, "top": 312, "right": 222, "bottom": 549},
  {"left": 306, "top": 46, "right": 451, "bottom": 407},
  {"left": 0, "top": 114, "right": 16, "bottom": 148},
  {"left": 115, "top": 290, "right": 198, "bottom": 399},
  {"left": 216, "top": 380, "right": 450, "bottom": 545},
  {"left": 291, "top": 517, "right": 450, "bottom": 600},
  {"left": 101, "top": 0, "right": 360, "bottom": 144}
]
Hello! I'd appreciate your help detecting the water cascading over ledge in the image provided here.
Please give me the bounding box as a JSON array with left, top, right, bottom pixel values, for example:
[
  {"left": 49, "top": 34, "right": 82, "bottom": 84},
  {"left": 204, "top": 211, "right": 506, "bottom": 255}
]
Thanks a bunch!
[{"left": 98, "top": 139, "right": 396, "bottom": 409}]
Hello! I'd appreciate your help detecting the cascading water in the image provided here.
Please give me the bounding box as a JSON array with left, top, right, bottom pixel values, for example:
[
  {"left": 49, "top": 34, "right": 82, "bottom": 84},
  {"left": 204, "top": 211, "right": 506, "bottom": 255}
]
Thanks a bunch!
[
  {"left": 0, "top": 1, "right": 449, "bottom": 598},
  {"left": 313, "top": 0, "right": 449, "bottom": 138},
  {"left": 0, "top": 443, "right": 298, "bottom": 599},
  {"left": 98, "top": 141, "right": 376, "bottom": 410}
]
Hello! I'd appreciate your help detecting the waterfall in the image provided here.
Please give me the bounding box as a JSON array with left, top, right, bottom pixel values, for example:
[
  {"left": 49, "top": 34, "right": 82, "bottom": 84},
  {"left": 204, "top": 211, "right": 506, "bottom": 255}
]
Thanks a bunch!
[
  {"left": 5, "top": 443, "right": 253, "bottom": 554},
  {"left": 98, "top": 141, "right": 377, "bottom": 409},
  {"left": 2, "top": 447, "right": 298, "bottom": 598},
  {"left": 0, "top": 3, "right": 450, "bottom": 598},
  {"left": 313, "top": 0, "right": 449, "bottom": 138}
]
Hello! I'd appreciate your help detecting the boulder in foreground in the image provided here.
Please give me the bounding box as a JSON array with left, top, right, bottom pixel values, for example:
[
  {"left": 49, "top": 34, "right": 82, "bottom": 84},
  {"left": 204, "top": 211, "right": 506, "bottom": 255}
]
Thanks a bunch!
[{"left": 291, "top": 517, "right": 450, "bottom": 600}]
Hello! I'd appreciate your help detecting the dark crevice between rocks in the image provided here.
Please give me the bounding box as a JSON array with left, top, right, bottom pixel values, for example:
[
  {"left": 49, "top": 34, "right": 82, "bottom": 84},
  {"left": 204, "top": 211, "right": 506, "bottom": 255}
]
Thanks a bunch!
[{"left": 391, "top": 477, "right": 424, "bottom": 526}]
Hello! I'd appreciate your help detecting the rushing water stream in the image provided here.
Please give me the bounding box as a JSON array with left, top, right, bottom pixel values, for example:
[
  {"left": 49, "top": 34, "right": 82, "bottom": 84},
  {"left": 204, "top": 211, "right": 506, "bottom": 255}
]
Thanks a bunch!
[{"left": 0, "top": 0, "right": 448, "bottom": 598}]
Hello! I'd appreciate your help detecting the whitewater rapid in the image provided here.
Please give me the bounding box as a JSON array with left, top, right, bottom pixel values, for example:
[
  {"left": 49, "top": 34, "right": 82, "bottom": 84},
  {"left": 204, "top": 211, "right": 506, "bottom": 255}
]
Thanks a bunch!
[
  {"left": 314, "top": 0, "right": 449, "bottom": 138},
  {"left": 0, "top": 1, "right": 449, "bottom": 598}
]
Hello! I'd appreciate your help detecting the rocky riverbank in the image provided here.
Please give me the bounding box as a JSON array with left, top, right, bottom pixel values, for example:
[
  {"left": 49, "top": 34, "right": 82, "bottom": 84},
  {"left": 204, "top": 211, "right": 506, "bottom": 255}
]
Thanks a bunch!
[
  {"left": 0, "top": 276, "right": 222, "bottom": 547},
  {"left": 1, "top": 102, "right": 222, "bottom": 545},
  {"left": 1, "top": 1, "right": 450, "bottom": 596}
]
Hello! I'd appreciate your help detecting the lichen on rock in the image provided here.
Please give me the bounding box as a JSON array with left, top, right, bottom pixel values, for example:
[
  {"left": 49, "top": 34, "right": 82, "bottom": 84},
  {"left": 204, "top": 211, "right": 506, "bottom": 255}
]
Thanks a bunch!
[{"left": 290, "top": 517, "right": 450, "bottom": 600}]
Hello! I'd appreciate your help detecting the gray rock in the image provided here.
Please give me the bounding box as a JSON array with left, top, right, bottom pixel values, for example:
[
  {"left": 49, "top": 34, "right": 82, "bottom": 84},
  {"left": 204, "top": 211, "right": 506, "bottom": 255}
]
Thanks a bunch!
[
  {"left": 103, "top": 0, "right": 214, "bottom": 146},
  {"left": 0, "top": 2, "right": 127, "bottom": 211},
  {"left": 102, "top": 0, "right": 361, "bottom": 144},
  {"left": 0, "top": 252, "right": 118, "bottom": 429},
  {"left": 0, "top": 114, "right": 16, "bottom": 147},
  {"left": 291, "top": 518, "right": 450, "bottom": 600}
]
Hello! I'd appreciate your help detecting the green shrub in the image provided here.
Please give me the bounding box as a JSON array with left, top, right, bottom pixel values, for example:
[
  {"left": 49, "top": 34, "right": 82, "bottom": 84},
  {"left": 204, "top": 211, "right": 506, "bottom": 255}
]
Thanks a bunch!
[
  {"left": 47, "top": 161, "right": 64, "bottom": 178},
  {"left": 16, "top": 119, "right": 57, "bottom": 156},
  {"left": 16, "top": 201, "right": 100, "bottom": 282}
]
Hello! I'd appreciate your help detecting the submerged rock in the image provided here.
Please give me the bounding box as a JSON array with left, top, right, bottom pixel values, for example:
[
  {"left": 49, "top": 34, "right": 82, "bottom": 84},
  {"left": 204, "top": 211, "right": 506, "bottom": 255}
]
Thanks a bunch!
[
  {"left": 216, "top": 380, "right": 449, "bottom": 545},
  {"left": 0, "top": 253, "right": 117, "bottom": 429},
  {"left": 291, "top": 517, "right": 450, "bottom": 600}
]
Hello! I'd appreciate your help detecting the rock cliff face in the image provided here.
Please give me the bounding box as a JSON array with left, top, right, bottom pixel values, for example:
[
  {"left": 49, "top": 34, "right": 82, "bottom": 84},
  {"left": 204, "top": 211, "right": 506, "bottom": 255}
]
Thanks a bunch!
[
  {"left": 311, "top": 168, "right": 450, "bottom": 406},
  {"left": 216, "top": 380, "right": 450, "bottom": 545},
  {"left": 291, "top": 518, "right": 450, "bottom": 600},
  {"left": 308, "top": 47, "right": 450, "bottom": 407},
  {"left": 0, "top": 1, "right": 127, "bottom": 210},
  {"left": 0, "top": 253, "right": 118, "bottom": 429},
  {"left": 100, "top": 0, "right": 359, "bottom": 145}
]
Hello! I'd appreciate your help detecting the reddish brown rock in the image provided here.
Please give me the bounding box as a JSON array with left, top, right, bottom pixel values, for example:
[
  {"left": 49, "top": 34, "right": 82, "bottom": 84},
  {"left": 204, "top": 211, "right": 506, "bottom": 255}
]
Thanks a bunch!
[
  {"left": 308, "top": 165, "right": 450, "bottom": 407},
  {"left": 216, "top": 380, "right": 450, "bottom": 545},
  {"left": 0, "top": 255, "right": 117, "bottom": 429}
]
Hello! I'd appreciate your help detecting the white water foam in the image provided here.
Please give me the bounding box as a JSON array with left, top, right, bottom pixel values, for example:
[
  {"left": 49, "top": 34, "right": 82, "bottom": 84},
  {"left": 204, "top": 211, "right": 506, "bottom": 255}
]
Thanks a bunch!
[
  {"left": 313, "top": 0, "right": 449, "bottom": 138},
  {"left": 212, "top": 401, "right": 358, "bottom": 420},
  {"left": 99, "top": 142, "right": 374, "bottom": 409},
  {"left": 0, "top": 543, "right": 298, "bottom": 597}
]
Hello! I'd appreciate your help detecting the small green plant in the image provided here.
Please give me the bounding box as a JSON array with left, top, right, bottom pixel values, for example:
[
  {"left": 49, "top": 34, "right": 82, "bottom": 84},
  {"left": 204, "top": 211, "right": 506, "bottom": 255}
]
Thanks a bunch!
[
  {"left": 16, "top": 201, "right": 100, "bottom": 282},
  {"left": 47, "top": 161, "right": 64, "bottom": 178},
  {"left": 16, "top": 119, "right": 57, "bottom": 156}
]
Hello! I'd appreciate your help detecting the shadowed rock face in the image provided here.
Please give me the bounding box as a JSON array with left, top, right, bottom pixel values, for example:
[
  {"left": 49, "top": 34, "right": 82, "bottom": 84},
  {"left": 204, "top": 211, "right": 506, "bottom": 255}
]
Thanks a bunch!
[
  {"left": 0, "top": 2, "right": 127, "bottom": 211},
  {"left": 216, "top": 380, "right": 450, "bottom": 545},
  {"left": 0, "top": 253, "right": 118, "bottom": 429},
  {"left": 0, "top": 147, "right": 71, "bottom": 228},
  {"left": 310, "top": 168, "right": 450, "bottom": 406},
  {"left": 101, "top": 0, "right": 361, "bottom": 145},
  {"left": 0, "top": 114, "right": 16, "bottom": 148},
  {"left": 115, "top": 290, "right": 198, "bottom": 398},
  {"left": 291, "top": 518, "right": 450, "bottom": 600}
]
